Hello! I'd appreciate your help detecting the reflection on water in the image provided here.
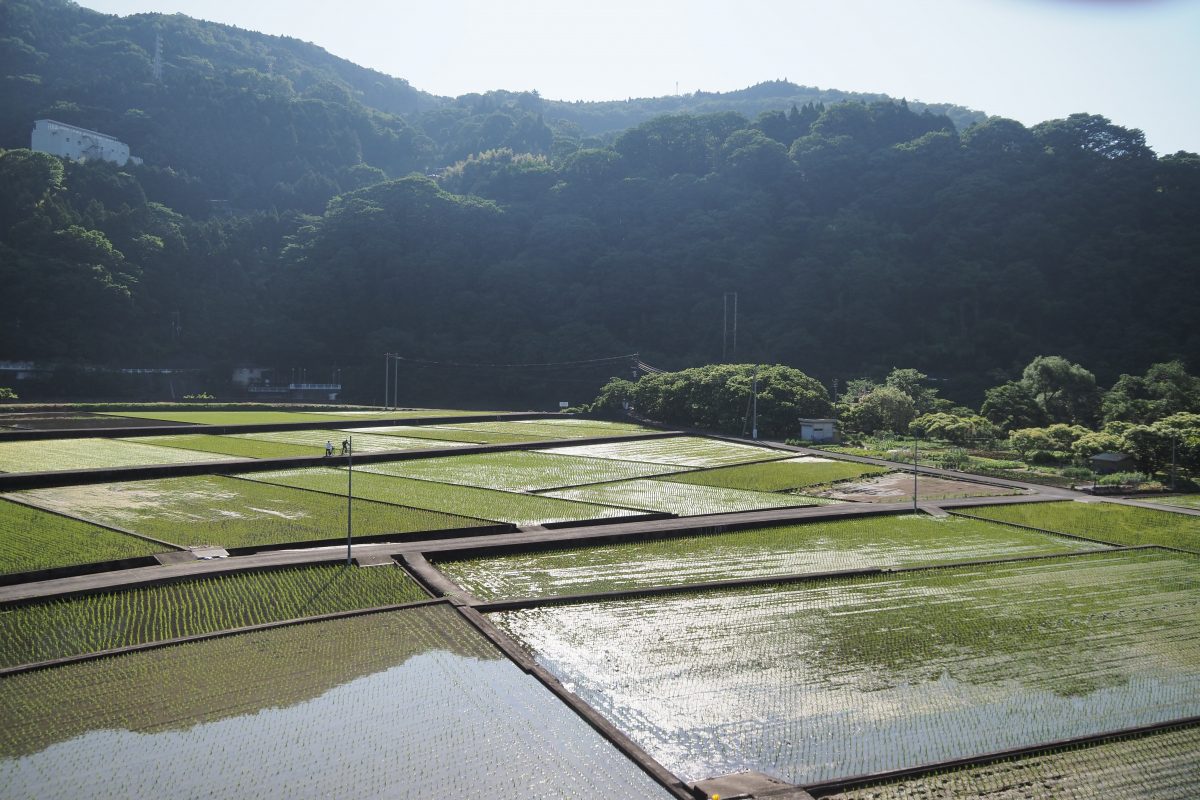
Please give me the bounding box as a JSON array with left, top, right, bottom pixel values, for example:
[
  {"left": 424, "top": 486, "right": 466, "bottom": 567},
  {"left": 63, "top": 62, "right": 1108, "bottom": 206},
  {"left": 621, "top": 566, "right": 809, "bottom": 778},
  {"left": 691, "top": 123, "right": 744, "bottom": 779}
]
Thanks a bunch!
[
  {"left": 444, "top": 515, "right": 1106, "bottom": 601},
  {"left": 0, "top": 606, "right": 671, "bottom": 799},
  {"left": 494, "top": 550, "right": 1200, "bottom": 785}
]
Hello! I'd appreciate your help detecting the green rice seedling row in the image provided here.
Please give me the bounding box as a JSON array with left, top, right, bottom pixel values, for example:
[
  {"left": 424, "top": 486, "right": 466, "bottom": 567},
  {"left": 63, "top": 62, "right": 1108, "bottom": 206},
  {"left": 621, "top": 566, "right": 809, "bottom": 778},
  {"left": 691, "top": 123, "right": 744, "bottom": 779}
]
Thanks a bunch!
[
  {"left": 0, "top": 563, "right": 428, "bottom": 668},
  {"left": 12, "top": 476, "right": 487, "bottom": 549},
  {"left": 127, "top": 434, "right": 316, "bottom": 460},
  {"left": 492, "top": 549, "right": 1200, "bottom": 786},
  {"left": 543, "top": 478, "right": 830, "bottom": 516},
  {"left": 663, "top": 456, "right": 888, "bottom": 492},
  {"left": 243, "top": 467, "right": 641, "bottom": 526},
  {"left": 0, "top": 605, "right": 673, "bottom": 799},
  {"left": 361, "top": 450, "right": 688, "bottom": 491},
  {"left": 542, "top": 435, "right": 788, "bottom": 467},
  {"left": 0, "top": 498, "right": 166, "bottom": 575},
  {"left": 0, "top": 438, "right": 241, "bottom": 474},
  {"left": 1153, "top": 494, "right": 1200, "bottom": 510},
  {"left": 959, "top": 500, "right": 1200, "bottom": 551},
  {"left": 232, "top": 428, "right": 469, "bottom": 453},
  {"left": 825, "top": 724, "right": 1200, "bottom": 799},
  {"left": 440, "top": 514, "right": 1109, "bottom": 600},
  {"left": 336, "top": 424, "right": 548, "bottom": 444}
]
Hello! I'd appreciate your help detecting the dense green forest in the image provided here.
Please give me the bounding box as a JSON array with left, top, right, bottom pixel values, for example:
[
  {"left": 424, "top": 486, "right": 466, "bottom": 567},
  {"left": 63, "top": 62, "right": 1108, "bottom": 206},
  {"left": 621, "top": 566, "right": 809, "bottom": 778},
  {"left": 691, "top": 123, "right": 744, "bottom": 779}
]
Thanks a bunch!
[{"left": 1, "top": 0, "right": 1198, "bottom": 407}]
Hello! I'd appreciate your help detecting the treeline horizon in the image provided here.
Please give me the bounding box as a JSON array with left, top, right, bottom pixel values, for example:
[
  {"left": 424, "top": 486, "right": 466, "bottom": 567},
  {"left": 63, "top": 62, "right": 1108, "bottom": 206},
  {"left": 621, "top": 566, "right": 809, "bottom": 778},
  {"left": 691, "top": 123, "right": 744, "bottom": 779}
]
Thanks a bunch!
[{"left": 1, "top": 0, "right": 1198, "bottom": 408}]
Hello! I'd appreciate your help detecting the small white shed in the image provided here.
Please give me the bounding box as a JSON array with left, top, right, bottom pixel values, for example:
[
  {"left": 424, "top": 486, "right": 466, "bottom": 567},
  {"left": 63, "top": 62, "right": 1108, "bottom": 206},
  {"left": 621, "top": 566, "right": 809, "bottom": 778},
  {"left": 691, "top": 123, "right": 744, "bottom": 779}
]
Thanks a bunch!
[{"left": 798, "top": 418, "right": 838, "bottom": 443}]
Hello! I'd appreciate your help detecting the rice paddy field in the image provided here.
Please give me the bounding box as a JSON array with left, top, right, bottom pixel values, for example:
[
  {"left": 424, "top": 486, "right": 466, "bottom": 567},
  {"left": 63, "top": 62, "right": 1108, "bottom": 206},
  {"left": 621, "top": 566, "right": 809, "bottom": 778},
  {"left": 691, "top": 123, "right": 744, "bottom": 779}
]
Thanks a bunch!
[
  {"left": 662, "top": 456, "right": 888, "bottom": 492},
  {"left": 0, "top": 605, "right": 673, "bottom": 799},
  {"left": 243, "top": 467, "right": 643, "bottom": 526},
  {"left": 0, "top": 438, "right": 241, "bottom": 473},
  {"left": 360, "top": 450, "right": 688, "bottom": 492},
  {"left": 129, "top": 433, "right": 317, "bottom": 460},
  {"left": 1154, "top": 494, "right": 1200, "bottom": 510},
  {"left": 492, "top": 549, "right": 1200, "bottom": 786},
  {"left": 0, "top": 563, "right": 428, "bottom": 668},
  {"left": 542, "top": 436, "right": 787, "bottom": 468},
  {"left": 958, "top": 500, "right": 1200, "bottom": 551},
  {"left": 439, "top": 515, "right": 1110, "bottom": 601},
  {"left": 98, "top": 408, "right": 502, "bottom": 425},
  {"left": 9, "top": 476, "right": 488, "bottom": 549},
  {"left": 543, "top": 478, "right": 831, "bottom": 515},
  {"left": 0, "top": 498, "right": 167, "bottom": 574},
  {"left": 823, "top": 724, "right": 1200, "bottom": 799},
  {"left": 333, "top": 424, "right": 549, "bottom": 445},
  {"left": 229, "top": 428, "right": 471, "bottom": 453}
]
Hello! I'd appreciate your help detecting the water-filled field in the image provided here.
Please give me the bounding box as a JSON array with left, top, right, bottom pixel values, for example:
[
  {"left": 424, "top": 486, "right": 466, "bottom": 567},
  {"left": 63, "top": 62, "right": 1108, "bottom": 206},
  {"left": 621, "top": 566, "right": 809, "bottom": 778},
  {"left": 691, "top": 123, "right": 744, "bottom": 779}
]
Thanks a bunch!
[
  {"left": 0, "top": 605, "right": 673, "bottom": 799},
  {"left": 493, "top": 550, "right": 1200, "bottom": 785},
  {"left": 11, "top": 476, "right": 487, "bottom": 549},
  {"left": 542, "top": 436, "right": 787, "bottom": 467},
  {"left": 543, "top": 478, "right": 828, "bottom": 515},
  {"left": 245, "top": 467, "right": 642, "bottom": 526},
  {"left": 0, "top": 498, "right": 166, "bottom": 574},
  {"left": 0, "top": 563, "right": 427, "bottom": 668},
  {"left": 360, "top": 450, "right": 687, "bottom": 492},
  {"left": 959, "top": 500, "right": 1200, "bottom": 551},
  {"left": 440, "top": 514, "right": 1109, "bottom": 601}
]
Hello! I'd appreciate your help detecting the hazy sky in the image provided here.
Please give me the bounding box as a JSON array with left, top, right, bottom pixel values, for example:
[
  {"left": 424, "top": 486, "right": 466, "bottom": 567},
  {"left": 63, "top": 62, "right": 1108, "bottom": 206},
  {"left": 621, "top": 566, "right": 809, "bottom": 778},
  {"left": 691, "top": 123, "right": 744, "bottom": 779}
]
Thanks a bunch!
[{"left": 79, "top": 0, "right": 1199, "bottom": 154}]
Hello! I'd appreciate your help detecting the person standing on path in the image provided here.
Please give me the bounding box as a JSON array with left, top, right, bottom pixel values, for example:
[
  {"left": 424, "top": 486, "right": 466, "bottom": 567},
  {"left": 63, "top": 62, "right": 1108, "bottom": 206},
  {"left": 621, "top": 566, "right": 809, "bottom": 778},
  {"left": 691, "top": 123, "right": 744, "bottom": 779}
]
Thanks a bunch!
[{"left": 325, "top": 440, "right": 334, "bottom": 457}]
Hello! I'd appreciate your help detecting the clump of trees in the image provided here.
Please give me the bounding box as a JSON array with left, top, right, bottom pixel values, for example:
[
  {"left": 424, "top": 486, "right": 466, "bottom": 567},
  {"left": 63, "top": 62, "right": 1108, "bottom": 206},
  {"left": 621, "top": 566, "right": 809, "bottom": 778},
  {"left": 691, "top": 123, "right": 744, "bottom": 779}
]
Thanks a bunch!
[{"left": 589, "top": 364, "right": 830, "bottom": 438}]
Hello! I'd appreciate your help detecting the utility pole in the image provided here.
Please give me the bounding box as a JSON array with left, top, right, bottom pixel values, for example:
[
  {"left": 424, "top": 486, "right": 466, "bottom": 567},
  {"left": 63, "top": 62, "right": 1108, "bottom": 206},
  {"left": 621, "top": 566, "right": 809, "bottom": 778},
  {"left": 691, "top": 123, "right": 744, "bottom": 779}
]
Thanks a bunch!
[
  {"left": 1171, "top": 436, "right": 1178, "bottom": 492},
  {"left": 751, "top": 365, "right": 759, "bottom": 440},
  {"left": 346, "top": 436, "right": 353, "bottom": 566},
  {"left": 383, "top": 354, "right": 390, "bottom": 409},
  {"left": 913, "top": 434, "right": 920, "bottom": 512},
  {"left": 392, "top": 355, "right": 399, "bottom": 410}
]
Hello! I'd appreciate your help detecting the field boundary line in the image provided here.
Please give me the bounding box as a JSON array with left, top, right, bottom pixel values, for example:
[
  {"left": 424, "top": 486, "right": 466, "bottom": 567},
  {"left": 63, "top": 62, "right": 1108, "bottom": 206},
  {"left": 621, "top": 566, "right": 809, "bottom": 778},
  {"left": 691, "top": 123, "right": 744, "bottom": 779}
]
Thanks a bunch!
[
  {"left": 469, "top": 547, "right": 1146, "bottom": 612},
  {"left": 803, "top": 715, "right": 1200, "bottom": 797},
  {"left": 0, "top": 594, "right": 447, "bottom": 678},
  {"left": 449, "top": 601, "right": 694, "bottom": 800}
]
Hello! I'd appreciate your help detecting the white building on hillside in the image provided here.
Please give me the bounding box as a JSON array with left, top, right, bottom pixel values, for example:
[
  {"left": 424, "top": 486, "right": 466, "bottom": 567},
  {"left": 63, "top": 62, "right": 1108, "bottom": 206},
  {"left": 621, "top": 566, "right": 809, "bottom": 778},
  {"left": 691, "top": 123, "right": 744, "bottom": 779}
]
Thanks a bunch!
[{"left": 31, "top": 119, "right": 140, "bottom": 166}]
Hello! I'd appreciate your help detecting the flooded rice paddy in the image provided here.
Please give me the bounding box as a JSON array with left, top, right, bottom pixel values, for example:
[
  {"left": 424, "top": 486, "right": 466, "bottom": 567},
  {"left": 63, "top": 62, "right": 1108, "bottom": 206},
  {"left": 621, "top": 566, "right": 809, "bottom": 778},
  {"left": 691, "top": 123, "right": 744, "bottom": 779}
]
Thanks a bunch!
[
  {"left": 0, "top": 605, "right": 672, "bottom": 799},
  {"left": 441, "top": 514, "right": 1109, "bottom": 601},
  {"left": 492, "top": 550, "right": 1200, "bottom": 785}
]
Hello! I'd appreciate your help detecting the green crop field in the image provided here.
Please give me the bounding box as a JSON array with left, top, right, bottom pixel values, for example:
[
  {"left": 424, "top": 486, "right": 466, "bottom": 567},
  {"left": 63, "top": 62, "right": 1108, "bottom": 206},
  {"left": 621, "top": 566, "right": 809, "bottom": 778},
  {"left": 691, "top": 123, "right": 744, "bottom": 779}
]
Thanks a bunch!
[
  {"left": 959, "top": 500, "right": 1200, "bottom": 551},
  {"left": 0, "top": 563, "right": 428, "bottom": 668},
  {"left": 542, "top": 435, "right": 787, "bottom": 467},
  {"left": 493, "top": 550, "right": 1200, "bottom": 786},
  {"left": 440, "top": 514, "right": 1109, "bottom": 600},
  {"left": 0, "top": 605, "right": 673, "bottom": 799},
  {"left": 1153, "top": 494, "right": 1200, "bottom": 510},
  {"left": 663, "top": 456, "right": 888, "bottom": 492},
  {"left": 244, "top": 467, "right": 641, "bottom": 526},
  {"left": 335, "top": 424, "right": 545, "bottom": 444},
  {"left": 825, "top": 724, "right": 1200, "bottom": 799},
  {"left": 129, "top": 433, "right": 315, "bottom": 460},
  {"left": 0, "top": 438, "right": 241, "bottom": 473},
  {"left": 361, "top": 450, "right": 687, "bottom": 491},
  {"left": 101, "top": 410, "right": 339, "bottom": 424},
  {"left": 232, "top": 428, "right": 469, "bottom": 453},
  {"left": 415, "top": 419, "right": 652, "bottom": 440},
  {"left": 0, "top": 498, "right": 167, "bottom": 574},
  {"left": 543, "top": 478, "right": 830, "bottom": 515},
  {"left": 13, "top": 476, "right": 488, "bottom": 549}
]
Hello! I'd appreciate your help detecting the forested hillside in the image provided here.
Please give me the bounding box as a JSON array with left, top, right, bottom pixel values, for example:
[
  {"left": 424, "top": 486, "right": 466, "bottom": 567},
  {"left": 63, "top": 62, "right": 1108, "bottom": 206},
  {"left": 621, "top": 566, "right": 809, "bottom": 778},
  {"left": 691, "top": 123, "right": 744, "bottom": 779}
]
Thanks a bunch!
[{"left": 1, "top": 0, "right": 1198, "bottom": 406}]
